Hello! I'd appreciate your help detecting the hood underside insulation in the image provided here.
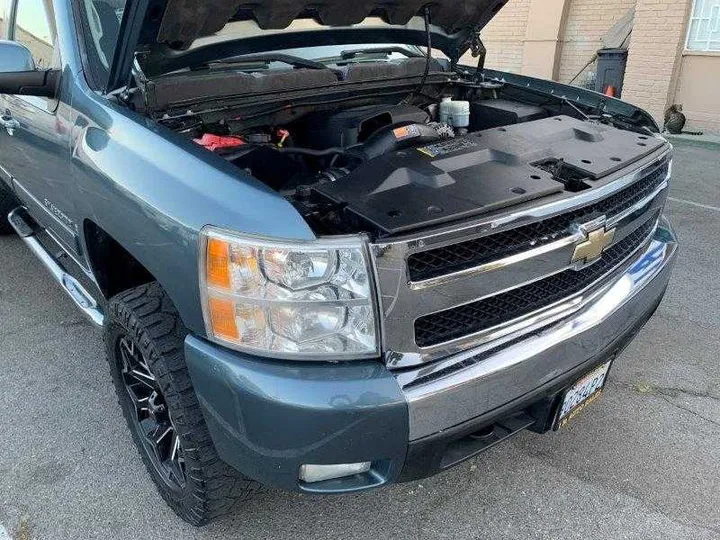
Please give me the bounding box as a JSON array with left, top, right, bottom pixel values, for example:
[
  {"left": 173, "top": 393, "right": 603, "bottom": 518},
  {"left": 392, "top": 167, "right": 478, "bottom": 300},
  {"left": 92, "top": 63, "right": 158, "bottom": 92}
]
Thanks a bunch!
[{"left": 156, "top": 0, "right": 507, "bottom": 48}]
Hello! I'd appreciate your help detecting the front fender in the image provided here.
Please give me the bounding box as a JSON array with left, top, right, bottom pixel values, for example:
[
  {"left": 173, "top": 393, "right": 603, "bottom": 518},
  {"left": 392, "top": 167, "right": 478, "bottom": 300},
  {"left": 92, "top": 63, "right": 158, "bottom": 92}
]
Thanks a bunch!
[{"left": 69, "top": 82, "right": 314, "bottom": 335}]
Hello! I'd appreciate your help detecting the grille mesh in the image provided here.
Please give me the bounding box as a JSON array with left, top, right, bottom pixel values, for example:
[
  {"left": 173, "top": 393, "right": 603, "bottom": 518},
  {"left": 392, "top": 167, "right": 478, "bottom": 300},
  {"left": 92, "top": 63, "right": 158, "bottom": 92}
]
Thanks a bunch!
[
  {"left": 408, "top": 162, "right": 669, "bottom": 282},
  {"left": 414, "top": 217, "right": 657, "bottom": 348}
]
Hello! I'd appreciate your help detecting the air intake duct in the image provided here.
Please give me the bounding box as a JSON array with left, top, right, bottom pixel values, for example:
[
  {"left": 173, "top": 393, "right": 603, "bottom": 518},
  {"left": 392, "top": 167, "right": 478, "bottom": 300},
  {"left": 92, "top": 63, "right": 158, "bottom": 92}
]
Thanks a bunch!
[{"left": 357, "top": 122, "right": 441, "bottom": 161}]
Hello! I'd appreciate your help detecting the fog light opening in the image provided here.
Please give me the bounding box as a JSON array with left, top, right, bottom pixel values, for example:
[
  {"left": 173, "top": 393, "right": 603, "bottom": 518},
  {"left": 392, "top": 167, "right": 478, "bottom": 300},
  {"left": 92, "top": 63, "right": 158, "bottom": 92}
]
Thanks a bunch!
[{"left": 299, "top": 462, "right": 372, "bottom": 484}]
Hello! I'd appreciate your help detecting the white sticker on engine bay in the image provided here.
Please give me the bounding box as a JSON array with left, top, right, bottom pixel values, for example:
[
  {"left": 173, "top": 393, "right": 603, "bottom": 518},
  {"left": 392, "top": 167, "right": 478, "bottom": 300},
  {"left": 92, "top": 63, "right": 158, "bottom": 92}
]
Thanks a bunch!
[{"left": 417, "top": 138, "right": 478, "bottom": 158}]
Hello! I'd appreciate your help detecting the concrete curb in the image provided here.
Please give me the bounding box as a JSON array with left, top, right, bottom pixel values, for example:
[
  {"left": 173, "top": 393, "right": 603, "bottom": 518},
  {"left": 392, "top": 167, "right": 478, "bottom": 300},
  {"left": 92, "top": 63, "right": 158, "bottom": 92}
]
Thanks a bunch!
[{"left": 664, "top": 133, "right": 720, "bottom": 150}]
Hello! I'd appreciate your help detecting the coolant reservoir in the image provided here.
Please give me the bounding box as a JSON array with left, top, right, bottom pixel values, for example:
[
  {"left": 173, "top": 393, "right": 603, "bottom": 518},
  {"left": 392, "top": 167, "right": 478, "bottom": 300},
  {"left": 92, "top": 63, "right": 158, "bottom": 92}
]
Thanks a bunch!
[
  {"left": 439, "top": 97, "right": 470, "bottom": 129},
  {"left": 449, "top": 100, "right": 470, "bottom": 129},
  {"left": 439, "top": 97, "right": 453, "bottom": 124}
]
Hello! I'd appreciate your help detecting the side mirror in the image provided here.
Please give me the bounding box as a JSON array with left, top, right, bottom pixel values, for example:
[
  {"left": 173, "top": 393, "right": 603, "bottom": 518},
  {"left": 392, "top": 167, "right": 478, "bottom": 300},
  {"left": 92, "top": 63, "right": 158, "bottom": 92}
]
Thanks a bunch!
[{"left": 0, "top": 40, "right": 59, "bottom": 98}]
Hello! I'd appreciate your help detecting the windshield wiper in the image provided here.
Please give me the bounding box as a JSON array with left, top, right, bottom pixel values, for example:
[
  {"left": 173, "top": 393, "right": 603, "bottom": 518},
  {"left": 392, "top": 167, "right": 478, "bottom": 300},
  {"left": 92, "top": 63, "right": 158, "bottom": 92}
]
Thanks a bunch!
[
  {"left": 191, "top": 53, "right": 334, "bottom": 72},
  {"left": 338, "top": 47, "right": 424, "bottom": 61}
]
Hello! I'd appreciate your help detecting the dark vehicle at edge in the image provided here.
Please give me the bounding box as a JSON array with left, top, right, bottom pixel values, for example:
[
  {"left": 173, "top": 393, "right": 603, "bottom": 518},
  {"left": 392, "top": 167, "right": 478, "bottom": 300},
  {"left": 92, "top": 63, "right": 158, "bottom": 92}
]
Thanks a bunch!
[{"left": 0, "top": 0, "right": 677, "bottom": 525}]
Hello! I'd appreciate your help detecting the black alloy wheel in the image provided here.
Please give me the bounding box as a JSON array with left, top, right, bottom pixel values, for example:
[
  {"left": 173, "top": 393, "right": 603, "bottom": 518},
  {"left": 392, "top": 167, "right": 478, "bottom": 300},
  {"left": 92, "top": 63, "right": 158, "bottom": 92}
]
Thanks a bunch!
[{"left": 116, "top": 335, "right": 186, "bottom": 491}]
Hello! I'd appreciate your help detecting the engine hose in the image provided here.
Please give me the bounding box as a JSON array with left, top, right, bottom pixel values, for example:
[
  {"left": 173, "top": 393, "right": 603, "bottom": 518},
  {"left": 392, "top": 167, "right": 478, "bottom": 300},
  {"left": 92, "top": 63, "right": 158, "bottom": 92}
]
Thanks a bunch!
[
  {"left": 359, "top": 122, "right": 441, "bottom": 161},
  {"left": 222, "top": 145, "right": 352, "bottom": 162},
  {"left": 277, "top": 147, "right": 348, "bottom": 157},
  {"left": 223, "top": 123, "right": 439, "bottom": 163}
]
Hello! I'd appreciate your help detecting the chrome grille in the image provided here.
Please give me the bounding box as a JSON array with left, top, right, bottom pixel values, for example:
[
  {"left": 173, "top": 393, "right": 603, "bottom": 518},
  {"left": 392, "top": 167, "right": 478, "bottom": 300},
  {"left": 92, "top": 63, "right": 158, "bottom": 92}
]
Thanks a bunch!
[
  {"left": 414, "top": 216, "right": 657, "bottom": 347},
  {"left": 407, "top": 162, "right": 670, "bottom": 283},
  {"left": 371, "top": 148, "right": 672, "bottom": 369}
]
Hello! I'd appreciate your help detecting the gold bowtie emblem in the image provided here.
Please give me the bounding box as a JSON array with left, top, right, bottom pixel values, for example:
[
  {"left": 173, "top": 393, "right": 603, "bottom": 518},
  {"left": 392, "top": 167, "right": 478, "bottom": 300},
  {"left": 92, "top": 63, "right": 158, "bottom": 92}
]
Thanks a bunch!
[{"left": 572, "top": 226, "right": 616, "bottom": 264}]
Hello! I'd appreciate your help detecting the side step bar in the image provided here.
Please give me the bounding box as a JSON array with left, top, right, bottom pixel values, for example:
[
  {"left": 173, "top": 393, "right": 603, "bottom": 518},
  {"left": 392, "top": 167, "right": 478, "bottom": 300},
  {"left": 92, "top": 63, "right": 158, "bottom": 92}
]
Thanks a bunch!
[{"left": 8, "top": 208, "right": 104, "bottom": 327}]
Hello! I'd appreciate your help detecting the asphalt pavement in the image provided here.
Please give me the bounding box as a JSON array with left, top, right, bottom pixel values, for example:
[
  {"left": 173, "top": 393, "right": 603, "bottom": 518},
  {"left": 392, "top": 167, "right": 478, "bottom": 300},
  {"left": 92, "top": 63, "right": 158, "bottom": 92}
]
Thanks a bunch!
[{"left": 0, "top": 140, "right": 718, "bottom": 539}]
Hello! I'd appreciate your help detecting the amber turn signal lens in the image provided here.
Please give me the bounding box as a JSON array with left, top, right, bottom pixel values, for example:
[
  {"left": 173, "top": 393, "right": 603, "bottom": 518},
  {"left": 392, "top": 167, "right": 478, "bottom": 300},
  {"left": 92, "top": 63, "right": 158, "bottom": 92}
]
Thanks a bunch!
[
  {"left": 208, "top": 297, "right": 239, "bottom": 340},
  {"left": 207, "top": 238, "right": 231, "bottom": 289}
]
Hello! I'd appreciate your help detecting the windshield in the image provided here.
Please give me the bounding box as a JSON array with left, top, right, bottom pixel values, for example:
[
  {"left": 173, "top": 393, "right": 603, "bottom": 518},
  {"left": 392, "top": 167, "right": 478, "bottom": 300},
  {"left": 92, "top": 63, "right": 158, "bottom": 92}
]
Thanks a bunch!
[
  {"left": 190, "top": 17, "right": 427, "bottom": 52},
  {"left": 175, "top": 17, "right": 442, "bottom": 73},
  {"left": 76, "top": 0, "right": 126, "bottom": 89},
  {"left": 158, "top": 17, "right": 452, "bottom": 78},
  {"left": 78, "top": 9, "right": 451, "bottom": 86},
  {"left": 164, "top": 44, "right": 428, "bottom": 75}
]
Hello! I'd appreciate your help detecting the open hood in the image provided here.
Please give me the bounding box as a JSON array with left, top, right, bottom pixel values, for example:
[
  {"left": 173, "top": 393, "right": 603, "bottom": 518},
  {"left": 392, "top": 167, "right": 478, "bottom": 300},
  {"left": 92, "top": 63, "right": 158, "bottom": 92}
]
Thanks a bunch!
[
  {"left": 108, "top": 0, "right": 506, "bottom": 90},
  {"left": 151, "top": 0, "right": 507, "bottom": 49}
]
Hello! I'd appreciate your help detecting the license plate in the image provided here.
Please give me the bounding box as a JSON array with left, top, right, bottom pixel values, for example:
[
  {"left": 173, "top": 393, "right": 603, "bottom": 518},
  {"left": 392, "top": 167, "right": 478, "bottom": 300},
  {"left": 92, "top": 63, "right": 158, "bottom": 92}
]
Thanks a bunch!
[{"left": 554, "top": 361, "right": 612, "bottom": 430}]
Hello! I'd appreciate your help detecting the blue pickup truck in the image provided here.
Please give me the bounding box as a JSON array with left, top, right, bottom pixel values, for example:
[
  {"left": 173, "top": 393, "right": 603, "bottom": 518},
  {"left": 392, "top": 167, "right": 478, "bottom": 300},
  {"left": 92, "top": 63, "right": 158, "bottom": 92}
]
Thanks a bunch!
[{"left": 0, "top": 0, "right": 677, "bottom": 526}]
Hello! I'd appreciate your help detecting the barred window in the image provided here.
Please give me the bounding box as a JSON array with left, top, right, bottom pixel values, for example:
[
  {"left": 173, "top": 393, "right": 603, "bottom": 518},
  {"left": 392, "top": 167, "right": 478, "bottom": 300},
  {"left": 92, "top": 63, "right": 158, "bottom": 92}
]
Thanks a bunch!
[{"left": 686, "top": 0, "right": 720, "bottom": 52}]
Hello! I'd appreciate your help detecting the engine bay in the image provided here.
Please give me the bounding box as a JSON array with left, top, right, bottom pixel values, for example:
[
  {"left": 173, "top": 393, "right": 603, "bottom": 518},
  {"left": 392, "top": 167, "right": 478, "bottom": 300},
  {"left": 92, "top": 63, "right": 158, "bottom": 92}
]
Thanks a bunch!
[{"left": 156, "top": 71, "right": 665, "bottom": 239}]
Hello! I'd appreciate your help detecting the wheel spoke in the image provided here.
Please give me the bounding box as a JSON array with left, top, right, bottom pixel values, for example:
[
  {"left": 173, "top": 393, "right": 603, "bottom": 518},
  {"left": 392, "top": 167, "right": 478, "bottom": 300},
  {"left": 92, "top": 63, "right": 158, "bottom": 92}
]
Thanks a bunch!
[
  {"left": 155, "top": 426, "right": 173, "bottom": 445},
  {"left": 168, "top": 433, "right": 186, "bottom": 486},
  {"left": 117, "top": 335, "right": 185, "bottom": 489},
  {"left": 125, "top": 369, "right": 155, "bottom": 388},
  {"left": 170, "top": 433, "right": 180, "bottom": 462},
  {"left": 119, "top": 337, "right": 156, "bottom": 389},
  {"left": 141, "top": 419, "right": 161, "bottom": 441},
  {"left": 168, "top": 459, "right": 186, "bottom": 486},
  {"left": 125, "top": 383, "right": 151, "bottom": 421},
  {"left": 119, "top": 338, "right": 135, "bottom": 370},
  {"left": 130, "top": 367, "right": 155, "bottom": 383},
  {"left": 120, "top": 337, "right": 135, "bottom": 358},
  {"left": 141, "top": 422, "right": 165, "bottom": 461}
]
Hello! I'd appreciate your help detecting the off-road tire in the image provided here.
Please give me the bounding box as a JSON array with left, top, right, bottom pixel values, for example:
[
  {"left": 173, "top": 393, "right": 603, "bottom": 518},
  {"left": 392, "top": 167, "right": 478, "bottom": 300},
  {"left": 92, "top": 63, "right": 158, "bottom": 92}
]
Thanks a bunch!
[
  {"left": 105, "top": 282, "right": 260, "bottom": 525},
  {"left": 0, "top": 184, "right": 19, "bottom": 234}
]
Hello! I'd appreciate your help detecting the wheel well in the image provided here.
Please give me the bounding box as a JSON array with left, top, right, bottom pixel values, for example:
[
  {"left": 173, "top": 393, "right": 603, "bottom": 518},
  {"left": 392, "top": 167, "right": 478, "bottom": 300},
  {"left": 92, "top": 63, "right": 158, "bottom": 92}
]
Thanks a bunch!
[{"left": 84, "top": 221, "right": 155, "bottom": 299}]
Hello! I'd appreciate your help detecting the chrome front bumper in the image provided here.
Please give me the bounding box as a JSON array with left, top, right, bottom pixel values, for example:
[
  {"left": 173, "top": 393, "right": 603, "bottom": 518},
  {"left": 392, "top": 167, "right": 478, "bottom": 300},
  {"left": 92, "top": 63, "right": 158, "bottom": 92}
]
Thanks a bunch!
[{"left": 399, "top": 216, "right": 678, "bottom": 440}]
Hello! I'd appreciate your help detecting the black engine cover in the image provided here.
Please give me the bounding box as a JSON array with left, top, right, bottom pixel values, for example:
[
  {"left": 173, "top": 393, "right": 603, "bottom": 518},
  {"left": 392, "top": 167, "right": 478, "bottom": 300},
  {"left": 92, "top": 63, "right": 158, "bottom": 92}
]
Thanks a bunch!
[{"left": 312, "top": 115, "right": 666, "bottom": 235}]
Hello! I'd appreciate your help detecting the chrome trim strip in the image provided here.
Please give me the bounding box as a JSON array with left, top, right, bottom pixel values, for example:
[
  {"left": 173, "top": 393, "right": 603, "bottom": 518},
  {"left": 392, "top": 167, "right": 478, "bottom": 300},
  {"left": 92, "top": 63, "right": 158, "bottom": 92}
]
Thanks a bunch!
[
  {"left": 402, "top": 217, "right": 677, "bottom": 420},
  {"left": 409, "top": 233, "right": 584, "bottom": 290},
  {"left": 607, "top": 180, "right": 669, "bottom": 227}
]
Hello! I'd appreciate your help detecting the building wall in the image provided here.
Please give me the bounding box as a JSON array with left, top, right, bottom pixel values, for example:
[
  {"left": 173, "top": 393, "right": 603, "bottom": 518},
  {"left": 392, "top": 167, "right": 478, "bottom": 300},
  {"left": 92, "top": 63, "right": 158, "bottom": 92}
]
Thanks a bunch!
[
  {"left": 622, "top": 0, "right": 694, "bottom": 125},
  {"left": 15, "top": 26, "right": 54, "bottom": 69},
  {"left": 474, "top": 0, "right": 719, "bottom": 132},
  {"left": 673, "top": 53, "right": 720, "bottom": 132},
  {"left": 557, "top": 0, "right": 637, "bottom": 84},
  {"left": 475, "top": 0, "right": 532, "bottom": 73}
]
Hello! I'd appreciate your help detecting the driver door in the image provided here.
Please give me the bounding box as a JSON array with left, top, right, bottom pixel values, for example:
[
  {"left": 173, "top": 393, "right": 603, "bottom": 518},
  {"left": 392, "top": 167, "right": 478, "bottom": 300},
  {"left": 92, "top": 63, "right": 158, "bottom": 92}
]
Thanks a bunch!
[{"left": 0, "top": 0, "right": 81, "bottom": 256}]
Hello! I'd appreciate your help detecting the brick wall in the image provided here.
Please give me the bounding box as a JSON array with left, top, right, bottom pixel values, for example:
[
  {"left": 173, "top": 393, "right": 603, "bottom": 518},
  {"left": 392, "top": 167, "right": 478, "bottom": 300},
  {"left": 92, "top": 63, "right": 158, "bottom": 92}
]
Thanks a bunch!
[
  {"left": 473, "top": 0, "right": 637, "bottom": 79},
  {"left": 467, "top": 0, "right": 717, "bottom": 132},
  {"left": 622, "top": 0, "right": 693, "bottom": 124},
  {"left": 472, "top": 0, "right": 532, "bottom": 73},
  {"left": 557, "top": 0, "right": 637, "bottom": 84}
]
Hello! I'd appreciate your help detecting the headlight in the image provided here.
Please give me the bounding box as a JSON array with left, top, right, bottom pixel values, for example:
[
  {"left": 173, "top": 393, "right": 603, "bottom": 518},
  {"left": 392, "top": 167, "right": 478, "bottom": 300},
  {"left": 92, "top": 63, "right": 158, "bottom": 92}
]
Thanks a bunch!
[{"left": 199, "top": 227, "right": 379, "bottom": 359}]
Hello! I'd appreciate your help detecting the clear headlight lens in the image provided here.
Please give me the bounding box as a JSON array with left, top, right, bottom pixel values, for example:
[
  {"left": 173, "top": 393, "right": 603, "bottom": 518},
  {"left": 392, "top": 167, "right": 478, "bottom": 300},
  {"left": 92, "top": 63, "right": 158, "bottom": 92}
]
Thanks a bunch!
[{"left": 199, "top": 227, "right": 379, "bottom": 359}]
